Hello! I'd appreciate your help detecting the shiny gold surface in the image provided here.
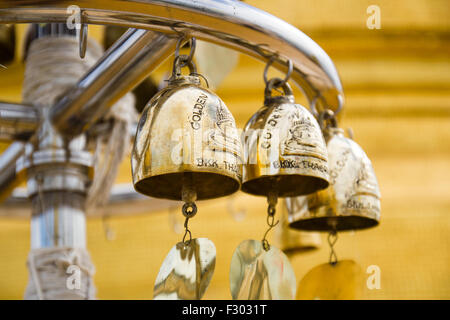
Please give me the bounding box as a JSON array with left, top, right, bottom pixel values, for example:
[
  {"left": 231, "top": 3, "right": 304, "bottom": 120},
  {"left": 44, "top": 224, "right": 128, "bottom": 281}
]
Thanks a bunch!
[
  {"left": 287, "top": 128, "right": 381, "bottom": 231},
  {"left": 132, "top": 74, "right": 242, "bottom": 200},
  {"left": 153, "top": 238, "right": 216, "bottom": 300},
  {"left": 242, "top": 83, "right": 329, "bottom": 197},
  {"left": 229, "top": 239, "right": 296, "bottom": 300},
  {"left": 296, "top": 260, "right": 363, "bottom": 300}
]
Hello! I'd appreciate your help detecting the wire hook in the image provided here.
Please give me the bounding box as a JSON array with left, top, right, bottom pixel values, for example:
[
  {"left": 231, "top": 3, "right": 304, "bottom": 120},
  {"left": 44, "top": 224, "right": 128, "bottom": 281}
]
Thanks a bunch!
[
  {"left": 328, "top": 230, "right": 338, "bottom": 266},
  {"left": 182, "top": 217, "right": 192, "bottom": 245},
  {"left": 79, "top": 22, "right": 88, "bottom": 59},
  {"left": 263, "top": 56, "right": 293, "bottom": 87},
  {"left": 175, "top": 36, "right": 196, "bottom": 68},
  {"left": 318, "top": 109, "right": 338, "bottom": 131},
  {"left": 261, "top": 204, "right": 279, "bottom": 251}
]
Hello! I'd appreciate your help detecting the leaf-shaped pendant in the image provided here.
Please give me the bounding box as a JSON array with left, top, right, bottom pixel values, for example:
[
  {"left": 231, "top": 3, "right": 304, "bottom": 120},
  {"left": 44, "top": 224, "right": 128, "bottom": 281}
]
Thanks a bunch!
[
  {"left": 296, "top": 260, "right": 363, "bottom": 300},
  {"left": 153, "top": 238, "right": 216, "bottom": 300},
  {"left": 229, "top": 239, "right": 296, "bottom": 300}
]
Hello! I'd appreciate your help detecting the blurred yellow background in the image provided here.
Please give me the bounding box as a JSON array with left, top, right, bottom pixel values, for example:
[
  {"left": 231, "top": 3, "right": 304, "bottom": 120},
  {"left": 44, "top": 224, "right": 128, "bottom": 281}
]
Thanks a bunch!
[{"left": 0, "top": 0, "right": 449, "bottom": 299}]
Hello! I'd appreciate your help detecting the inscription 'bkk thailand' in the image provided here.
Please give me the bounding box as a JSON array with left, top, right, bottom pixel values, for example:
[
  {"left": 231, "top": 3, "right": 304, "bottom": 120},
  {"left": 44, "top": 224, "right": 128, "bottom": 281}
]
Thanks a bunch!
[
  {"left": 196, "top": 158, "right": 241, "bottom": 177},
  {"left": 190, "top": 93, "right": 208, "bottom": 130},
  {"left": 272, "top": 159, "right": 328, "bottom": 173},
  {"left": 196, "top": 157, "right": 219, "bottom": 168},
  {"left": 346, "top": 199, "right": 379, "bottom": 211}
]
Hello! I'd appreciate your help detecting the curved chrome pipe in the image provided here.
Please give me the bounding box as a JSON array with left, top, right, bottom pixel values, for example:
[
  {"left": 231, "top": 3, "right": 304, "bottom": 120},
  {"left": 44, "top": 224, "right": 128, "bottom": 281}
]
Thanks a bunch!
[
  {"left": 0, "top": 0, "right": 344, "bottom": 113},
  {"left": 49, "top": 28, "right": 177, "bottom": 136},
  {"left": 0, "top": 102, "right": 39, "bottom": 141},
  {"left": 0, "top": 142, "right": 25, "bottom": 202}
]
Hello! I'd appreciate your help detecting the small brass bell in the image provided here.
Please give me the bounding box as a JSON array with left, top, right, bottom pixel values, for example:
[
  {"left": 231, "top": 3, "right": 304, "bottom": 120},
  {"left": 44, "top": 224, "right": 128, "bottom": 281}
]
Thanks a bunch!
[
  {"left": 229, "top": 67, "right": 327, "bottom": 300},
  {"left": 288, "top": 111, "right": 381, "bottom": 231},
  {"left": 242, "top": 77, "right": 329, "bottom": 198},
  {"left": 274, "top": 202, "right": 321, "bottom": 255},
  {"left": 132, "top": 44, "right": 242, "bottom": 201}
]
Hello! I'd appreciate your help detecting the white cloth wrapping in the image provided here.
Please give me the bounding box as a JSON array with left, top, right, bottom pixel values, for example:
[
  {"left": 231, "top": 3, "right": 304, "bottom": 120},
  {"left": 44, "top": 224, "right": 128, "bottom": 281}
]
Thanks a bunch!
[{"left": 24, "top": 247, "right": 96, "bottom": 300}]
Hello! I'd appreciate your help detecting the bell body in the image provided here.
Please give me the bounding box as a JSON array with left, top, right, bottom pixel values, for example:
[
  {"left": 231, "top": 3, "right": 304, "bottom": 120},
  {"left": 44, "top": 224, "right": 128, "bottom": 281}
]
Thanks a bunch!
[
  {"left": 153, "top": 238, "right": 216, "bottom": 300},
  {"left": 242, "top": 96, "right": 329, "bottom": 197},
  {"left": 288, "top": 128, "right": 381, "bottom": 231},
  {"left": 132, "top": 77, "right": 242, "bottom": 200},
  {"left": 274, "top": 220, "right": 322, "bottom": 255}
]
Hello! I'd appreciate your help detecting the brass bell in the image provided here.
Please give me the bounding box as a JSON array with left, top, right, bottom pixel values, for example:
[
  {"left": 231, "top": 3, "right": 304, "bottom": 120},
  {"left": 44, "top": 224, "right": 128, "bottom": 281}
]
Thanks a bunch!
[
  {"left": 287, "top": 111, "right": 381, "bottom": 231},
  {"left": 132, "top": 49, "right": 242, "bottom": 200},
  {"left": 242, "top": 77, "right": 329, "bottom": 198},
  {"left": 274, "top": 201, "right": 321, "bottom": 255}
]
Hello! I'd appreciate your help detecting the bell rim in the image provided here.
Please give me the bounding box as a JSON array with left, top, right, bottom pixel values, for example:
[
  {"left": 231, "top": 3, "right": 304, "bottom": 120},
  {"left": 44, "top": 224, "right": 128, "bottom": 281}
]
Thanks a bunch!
[
  {"left": 288, "top": 215, "right": 380, "bottom": 232},
  {"left": 241, "top": 173, "right": 329, "bottom": 198},
  {"left": 282, "top": 245, "right": 320, "bottom": 256},
  {"left": 133, "top": 170, "right": 241, "bottom": 201}
]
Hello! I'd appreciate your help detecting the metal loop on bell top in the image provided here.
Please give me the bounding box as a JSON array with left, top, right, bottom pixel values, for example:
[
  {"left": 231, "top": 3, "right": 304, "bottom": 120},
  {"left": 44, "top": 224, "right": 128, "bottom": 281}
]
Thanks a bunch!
[
  {"left": 318, "top": 108, "right": 338, "bottom": 130},
  {"left": 175, "top": 36, "right": 196, "bottom": 67},
  {"left": 310, "top": 94, "right": 343, "bottom": 120},
  {"left": 264, "top": 77, "right": 295, "bottom": 105},
  {"left": 172, "top": 55, "right": 197, "bottom": 77},
  {"left": 170, "top": 37, "right": 207, "bottom": 87}
]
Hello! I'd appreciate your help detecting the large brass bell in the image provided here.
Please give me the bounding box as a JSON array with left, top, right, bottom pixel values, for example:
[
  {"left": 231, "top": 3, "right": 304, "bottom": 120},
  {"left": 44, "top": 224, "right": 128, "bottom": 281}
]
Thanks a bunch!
[
  {"left": 132, "top": 41, "right": 242, "bottom": 201},
  {"left": 242, "top": 77, "right": 329, "bottom": 198},
  {"left": 288, "top": 110, "right": 381, "bottom": 231}
]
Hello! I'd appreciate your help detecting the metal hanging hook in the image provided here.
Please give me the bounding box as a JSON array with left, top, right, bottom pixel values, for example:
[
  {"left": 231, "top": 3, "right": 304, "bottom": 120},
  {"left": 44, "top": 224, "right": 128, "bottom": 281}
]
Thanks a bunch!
[
  {"left": 79, "top": 22, "right": 88, "bottom": 59},
  {"left": 261, "top": 190, "right": 279, "bottom": 251},
  {"left": 170, "top": 37, "right": 201, "bottom": 83},
  {"left": 263, "top": 56, "right": 293, "bottom": 87},
  {"left": 311, "top": 95, "right": 343, "bottom": 121},
  {"left": 261, "top": 208, "right": 279, "bottom": 251},
  {"left": 318, "top": 108, "right": 338, "bottom": 130},
  {"left": 328, "top": 230, "right": 338, "bottom": 266},
  {"left": 175, "top": 36, "right": 196, "bottom": 67},
  {"left": 182, "top": 217, "right": 192, "bottom": 245}
]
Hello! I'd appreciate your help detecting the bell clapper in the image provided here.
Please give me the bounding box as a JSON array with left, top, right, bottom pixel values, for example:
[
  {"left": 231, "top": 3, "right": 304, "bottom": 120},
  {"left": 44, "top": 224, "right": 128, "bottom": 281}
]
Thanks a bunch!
[
  {"left": 328, "top": 229, "right": 339, "bottom": 266},
  {"left": 261, "top": 188, "right": 280, "bottom": 251},
  {"left": 181, "top": 173, "right": 198, "bottom": 245}
]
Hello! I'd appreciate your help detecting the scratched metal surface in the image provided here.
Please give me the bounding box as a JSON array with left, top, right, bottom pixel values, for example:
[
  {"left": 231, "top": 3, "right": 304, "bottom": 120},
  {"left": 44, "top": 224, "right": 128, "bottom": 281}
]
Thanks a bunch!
[
  {"left": 229, "top": 239, "right": 296, "bottom": 300},
  {"left": 153, "top": 238, "right": 216, "bottom": 300}
]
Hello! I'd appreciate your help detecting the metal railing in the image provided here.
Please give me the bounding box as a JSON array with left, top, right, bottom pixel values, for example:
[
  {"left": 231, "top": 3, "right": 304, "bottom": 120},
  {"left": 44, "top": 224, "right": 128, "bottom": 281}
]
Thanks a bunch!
[{"left": 0, "top": 0, "right": 344, "bottom": 213}]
